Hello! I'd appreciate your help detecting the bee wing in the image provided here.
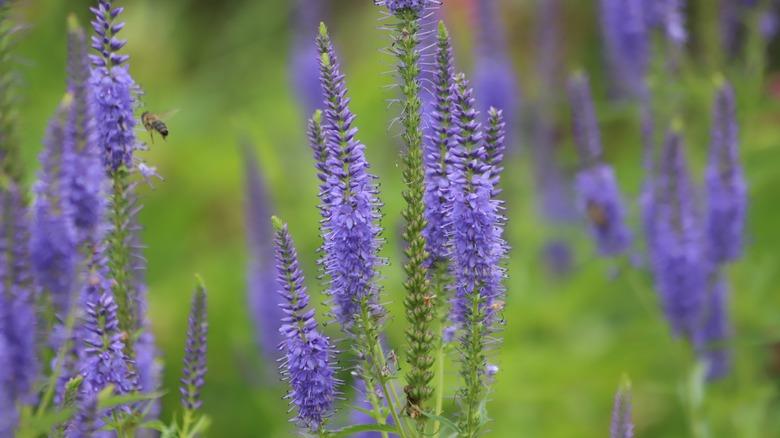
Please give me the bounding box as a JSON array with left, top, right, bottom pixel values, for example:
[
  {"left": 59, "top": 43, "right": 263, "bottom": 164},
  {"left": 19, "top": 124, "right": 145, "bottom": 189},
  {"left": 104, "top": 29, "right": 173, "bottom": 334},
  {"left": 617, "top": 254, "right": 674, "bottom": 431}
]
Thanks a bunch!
[{"left": 157, "top": 108, "right": 180, "bottom": 121}]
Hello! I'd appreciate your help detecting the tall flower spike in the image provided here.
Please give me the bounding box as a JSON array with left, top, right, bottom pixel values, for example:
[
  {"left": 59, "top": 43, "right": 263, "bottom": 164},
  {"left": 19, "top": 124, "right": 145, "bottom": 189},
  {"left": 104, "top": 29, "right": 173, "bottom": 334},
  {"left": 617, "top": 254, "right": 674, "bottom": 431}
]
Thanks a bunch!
[
  {"left": 473, "top": 0, "right": 520, "bottom": 145},
  {"left": 383, "top": 0, "right": 436, "bottom": 418},
  {"left": 600, "top": 0, "right": 649, "bottom": 97},
  {"left": 383, "top": 0, "right": 431, "bottom": 13},
  {"left": 568, "top": 73, "right": 632, "bottom": 256},
  {"left": 315, "top": 23, "right": 384, "bottom": 329},
  {"left": 66, "top": 14, "right": 106, "bottom": 244},
  {"left": 448, "top": 73, "right": 508, "bottom": 435},
  {"left": 273, "top": 217, "right": 337, "bottom": 432},
  {"left": 695, "top": 275, "right": 732, "bottom": 381},
  {"left": 243, "top": 144, "right": 282, "bottom": 365},
  {"left": 0, "top": 332, "right": 16, "bottom": 436},
  {"left": 651, "top": 128, "right": 706, "bottom": 337},
  {"left": 0, "top": 183, "right": 39, "bottom": 405},
  {"left": 181, "top": 279, "right": 208, "bottom": 412},
  {"left": 30, "top": 98, "right": 78, "bottom": 317},
  {"left": 610, "top": 378, "right": 634, "bottom": 438},
  {"left": 706, "top": 81, "right": 746, "bottom": 264},
  {"left": 485, "top": 107, "right": 507, "bottom": 194},
  {"left": 423, "top": 21, "right": 455, "bottom": 266},
  {"left": 290, "top": 0, "right": 327, "bottom": 115}
]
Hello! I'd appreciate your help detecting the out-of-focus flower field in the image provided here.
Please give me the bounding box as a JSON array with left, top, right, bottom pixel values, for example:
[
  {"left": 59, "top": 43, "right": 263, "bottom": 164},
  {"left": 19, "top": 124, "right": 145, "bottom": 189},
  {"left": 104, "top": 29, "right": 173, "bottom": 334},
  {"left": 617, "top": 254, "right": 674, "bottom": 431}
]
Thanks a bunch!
[{"left": 9, "top": 0, "right": 780, "bottom": 436}]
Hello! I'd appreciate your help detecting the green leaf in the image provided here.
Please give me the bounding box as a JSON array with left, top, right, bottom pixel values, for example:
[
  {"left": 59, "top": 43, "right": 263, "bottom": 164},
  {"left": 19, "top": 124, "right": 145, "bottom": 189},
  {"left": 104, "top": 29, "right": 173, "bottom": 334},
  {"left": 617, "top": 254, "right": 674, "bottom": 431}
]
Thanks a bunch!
[
  {"left": 325, "top": 423, "right": 399, "bottom": 437},
  {"left": 17, "top": 407, "right": 76, "bottom": 438},
  {"left": 420, "top": 410, "right": 461, "bottom": 435},
  {"left": 98, "top": 390, "right": 165, "bottom": 410}
]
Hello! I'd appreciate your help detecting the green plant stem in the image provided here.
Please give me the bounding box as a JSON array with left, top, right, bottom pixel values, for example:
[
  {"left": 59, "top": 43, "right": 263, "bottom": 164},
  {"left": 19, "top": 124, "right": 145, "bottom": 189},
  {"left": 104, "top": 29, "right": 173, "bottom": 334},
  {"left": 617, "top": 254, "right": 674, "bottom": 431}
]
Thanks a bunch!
[
  {"left": 459, "top": 290, "right": 486, "bottom": 438},
  {"left": 432, "top": 342, "right": 446, "bottom": 437},
  {"left": 107, "top": 166, "right": 136, "bottom": 358}
]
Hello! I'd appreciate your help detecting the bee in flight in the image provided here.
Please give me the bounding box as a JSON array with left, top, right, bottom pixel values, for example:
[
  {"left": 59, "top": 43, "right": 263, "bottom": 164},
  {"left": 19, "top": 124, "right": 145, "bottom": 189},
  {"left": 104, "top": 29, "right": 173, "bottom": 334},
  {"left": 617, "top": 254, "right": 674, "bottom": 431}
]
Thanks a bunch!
[
  {"left": 141, "top": 111, "right": 173, "bottom": 143},
  {"left": 586, "top": 200, "right": 609, "bottom": 229}
]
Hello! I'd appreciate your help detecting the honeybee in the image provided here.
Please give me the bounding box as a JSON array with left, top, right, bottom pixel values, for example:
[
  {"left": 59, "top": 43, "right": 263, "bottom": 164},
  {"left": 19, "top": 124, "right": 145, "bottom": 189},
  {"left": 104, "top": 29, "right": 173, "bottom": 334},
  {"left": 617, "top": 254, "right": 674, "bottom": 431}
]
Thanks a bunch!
[
  {"left": 490, "top": 300, "right": 505, "bottom": 312},
  {"left": 586, "top": 200, "right": 609, "bottom": 229},
  {"left": 141, "top": 111, "right": 171, "bottom": 143}
]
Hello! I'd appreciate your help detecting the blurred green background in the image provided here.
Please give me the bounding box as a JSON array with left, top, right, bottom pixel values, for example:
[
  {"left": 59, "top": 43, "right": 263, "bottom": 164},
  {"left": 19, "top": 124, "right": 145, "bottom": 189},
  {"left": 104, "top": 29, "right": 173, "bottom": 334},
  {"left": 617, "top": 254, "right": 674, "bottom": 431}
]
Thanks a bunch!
[{"left": 9, "top": 0, "right": 780, "bottom": 436}]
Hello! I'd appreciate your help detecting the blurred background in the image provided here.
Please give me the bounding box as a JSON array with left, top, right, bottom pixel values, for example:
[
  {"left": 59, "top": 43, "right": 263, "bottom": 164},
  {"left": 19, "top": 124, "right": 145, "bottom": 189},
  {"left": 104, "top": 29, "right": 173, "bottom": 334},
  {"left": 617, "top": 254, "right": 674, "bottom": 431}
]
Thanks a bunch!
[{"left": 8, "top": 0, "right": 780, "bottom": 436}]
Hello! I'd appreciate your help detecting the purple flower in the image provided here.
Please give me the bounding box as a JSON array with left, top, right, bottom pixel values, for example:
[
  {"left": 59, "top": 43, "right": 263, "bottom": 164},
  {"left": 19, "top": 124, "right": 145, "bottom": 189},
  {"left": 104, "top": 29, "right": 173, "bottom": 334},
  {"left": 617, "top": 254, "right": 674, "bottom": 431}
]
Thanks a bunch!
[
  {"left": 473, "top": 0, "right": 520, "bottom": 146},
  {"left": 424, "top": 22, "right": 455, "bottom": 265},
  {"left": 89, "top": 0, "right": 140, "bottom": 172},
  {"left": 316, "top": 26, "right": 384, "bottom": 328},
  {"left": 568, "top": 74, "right": 632, "bottom": 256},
  {"left": 601, "top": 0, "right": 649, "bottom": 97},
  {"left": 290, "top": 0, "right": 327, "bottom": 115},
  {"left": 646, "top": 0, "right": 687, "bottom": 46},
  {"left": 695, "top": 275, "right": 732, "bottom": 381},
  {"left": 273, "top": 218, "right": 337, "bottom": 431},
  {"left": 65, "top": 394, "right": 98, "bottom": 438},
  {"left": 181, "top": 281, "right": 208, "bottom": 411},
  {"left": 30, "top": 103, "right": 78, "bottom": 316},
  {"left": 543, "top": 240, "right": 574, "bottom": 277},
  {"left": 349, "top": 379, "right": 391, "bottom": 438},
  {"left": 706, "top": 82, "right": 746, "bottom": 264},
  {"left": 0, "top": 329, "right": 17, "bottom": 436},
  {"left": 0, "top": 184, "right": 39, "bottom": 405},
  {"left": 610, "top": 381, "right": 634, "bottom": 438},
  {"left": 651, "top": 129, "right": 706, "bottom": 337},
  {"left": 383, "top": 0, "right": 431, "bottom": 14},
  {"left": 78, "top": 291, "right": 137, "bottom": 398},
  {"left": 447, "top": 73, "right": 507, "bottom": 328},
  {"left": 242, "top": 145, "right": 282, "bottom": 364},
  {"left": 66, "top": 14, "right": 106, "bottom": 243}
]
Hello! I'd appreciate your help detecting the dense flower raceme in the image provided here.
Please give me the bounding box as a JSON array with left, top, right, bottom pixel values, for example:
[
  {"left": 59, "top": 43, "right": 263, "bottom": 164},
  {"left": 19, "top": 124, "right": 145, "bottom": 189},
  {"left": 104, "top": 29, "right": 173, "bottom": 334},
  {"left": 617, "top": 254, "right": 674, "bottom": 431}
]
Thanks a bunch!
[
  {"left": 568, "top": 73, "right": 632, "bottom": 256},
  {"left": 290, "top": 0, "right": 327, "bottom": 115},
  {"left": 243, "top": 145, "right": 283, "bottom": 364},
  {"left": 650, "top": 129, "right": 706, "bottom": 337},
  {"left": 0, "top": 184, "right": 39, "bottom": 406},
  {"left": 610, "top": 381, "right": 634, "bottom": 438},
  {"left": 644, "top": 0, "right": 688, "bottom": 46},
  {"left": 473, "top": 0, "right": 520, "bottom": 143},
  {"left": 706, "top": 81, "right": 747, "bottom": 265},
  {"left": 695, "top": 276, "right": 732, "bottom": 381},
  {"left": 447, "top": 73, "right": 507, "bottom": 330},
  {"left": 316, "top": 25, "right": 384, "bottom": 329},
  {"left": 89, "top": 0, "right": 140, "bottom": 173},
  {"left": 600, "top": 0, "right": 649, "bottom": 97},
  {"left": 383, "top": 0, "right": 432, "bottom": 14},
  {"left": 30, "top": 101, "right": 78, "bottom": 316},
  {"left": 0, "top": 333, "right": 15, "bottom": 436},
  {"left": 423, "top": 21, "right": 455, "bottom": 266},
  {"left": 181, "top": 281, "right": 208, "bottom": 411},
  {"left": 273, "top": 218, "right": 337, "bottom": 431}
]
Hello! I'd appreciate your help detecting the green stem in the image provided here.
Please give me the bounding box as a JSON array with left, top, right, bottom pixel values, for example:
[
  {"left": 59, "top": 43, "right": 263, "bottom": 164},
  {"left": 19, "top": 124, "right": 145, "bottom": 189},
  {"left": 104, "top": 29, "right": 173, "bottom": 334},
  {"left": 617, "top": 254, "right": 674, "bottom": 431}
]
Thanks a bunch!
[
  {"left": 459, "top": 291, "right": 486, "bottom": 438},
  {"left": 432, "top": 342, "right": 446, "bottom": 437}
]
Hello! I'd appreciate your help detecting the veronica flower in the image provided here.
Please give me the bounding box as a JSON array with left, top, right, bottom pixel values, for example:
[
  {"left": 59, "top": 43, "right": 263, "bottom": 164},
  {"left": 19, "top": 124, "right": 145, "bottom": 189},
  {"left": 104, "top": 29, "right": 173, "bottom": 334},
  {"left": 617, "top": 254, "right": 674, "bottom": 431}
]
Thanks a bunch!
[
  {"left": 65, "top": 394, "right": 98, "bottom": 438},
  {"left": 290, "top": 0, "right": 327, "bottom": 115},
  {"left": 473, "top": 0, "right": 520, "bottom": 145},
  {"left": 30, "top": 101, "right": 78, "bottom": 316},
  {"left": 0, "top": 333, "right": 15, "bottom": 436},
  {"left": 316, "top": 24, "right": 384, "bottom": 329},
  {"left": 651, "top": 0, "right": 688, "bottom": 46},
  {"left": 243, "top": 145, "right": 282, "bottom": 364},
  {"left": 610, "top": 380, "right": 634, "bottom": 438},
  {"left": 706, "top": 81, "right": 746, "bottom": 264},
  {"left": 0, "top": 183, "right": 39, "bottom": 405},
  {"left": 695, "top": 276, "right": 732, "bottom": 381},
  {"left": 600, "top": 0, "right": 649, "bottom": 97},
  {"left": 273, "top": 218, "right": 337, "bottom": 431},
  {"left": 423, "top": 21, "right": 455, "bottom": 266},
  {"left": 567, "top": 73, "right": 632, "bottom": 256},
  {"left": 651, "top": 129, "right": 706, "bottom": 337},
  {"left": 181, "top": 280, "right": 208, "bottom": 412},
  {"left": 383, "top": 0, "right": 431, "bottom": 13}
]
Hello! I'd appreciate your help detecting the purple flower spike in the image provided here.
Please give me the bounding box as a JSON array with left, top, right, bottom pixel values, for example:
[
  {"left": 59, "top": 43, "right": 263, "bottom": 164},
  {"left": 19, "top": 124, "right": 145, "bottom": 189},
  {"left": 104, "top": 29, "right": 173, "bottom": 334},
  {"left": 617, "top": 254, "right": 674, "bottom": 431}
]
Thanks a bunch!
[
  {"left": 651, "top": 129, "right": 706, "bottom": 337},
  {"left": 181, "top": 280, "right": 208, "bottom": 411},
  {"left": 79, "top": 291, "right": 137, "bottom": 398},
  {"left": 316, "top": 25, "right": 384, "bottom": 329},
  {"left": 290, "top": 0, "right": 327, "bottom": 115},
  {"left": 601, "top": 0, "right": 649, "bottom": 97},
  {"left": 383, "top": 0, "right": 431, "bottom": 14},
  {"left": 89, "top": 0, "right": 140, "bottom": 172},
  {"left": 242, "top": 145, "right": 282, "bottom": 364},
  {"left": 447, "top": 73, "right": 507, "bottom": 329},
  {"left": 273, "top": 218, "right": 337, "bottom": 431},
  {"left": 706, "top": 82, "right": 747, "bottom": 264},
  {"left": 568, "top": 73, "right": 631, "bottom": 256},
  {"left": 30, "top": 103, "right": 77, "bottom": 316},
  {"left": 695, "top": 276, "right": 732, "bottom": 381},
  {"left": 0, "top": 329, "right": 17, "bottom": 436},
  {"left": 610, "top": 380, "right": 634, "bottom": 438}
]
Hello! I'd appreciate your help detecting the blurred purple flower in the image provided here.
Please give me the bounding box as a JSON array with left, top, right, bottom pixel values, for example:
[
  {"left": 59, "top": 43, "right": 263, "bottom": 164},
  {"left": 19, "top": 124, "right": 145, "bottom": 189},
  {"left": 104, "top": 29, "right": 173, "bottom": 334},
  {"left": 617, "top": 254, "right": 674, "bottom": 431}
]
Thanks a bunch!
[
  {"left": 349, "top": 379, "right": 392, "bottom": 438},
  {"left": 543, "top": 240, "right": 573, "bottom": 278},
  {"left": 316, "top": 26, "right": 384, "bottom": 329},
  {"left": 610, "top": 381, "right": 633, "bottom": 438},
  {"left": 274, "top": 219, "right": 337, "bottom": 431},
  {"left": 290, "top": 0, "right": 327, "bottom": 115},
  {"left": 0, "top": 333, "right": 16, "bottom": 436},
  {"left": 242, "top": 145, "right": 283, "bottom": 364},
  {"left": 651, "top": 129, "right": 706, "bottom": 337},
  {"left": 706, "top": 82, "right": 746, "bottom": 264},
  {"left": 65, "top": 393, "right": 98, "bottom": 438},
  {"left": 447, "top": 73, "right": 507, "bottom": 329},
  {"left": 383, "top": 0, "right": 432, "bottom": 14},
  {"left": 30, "top": 103, "right": 77, "bottom": 316},
  {"left": 568, "top": 74, "right": 632, "bottom": 256},
  {"left": 695, "top": 275, "right": 732, "bottom": 381},
  {"left": 181, "top": 281, "right": 208, "bottom": 411},
  {"left": 601, "top": 0, "right": 649, "bottom": 97},
  {"left": 424, "top": 22, "right": 455, "bottom": 265},
  {"left": 473, "top": 0, "right": 520, "bottom": 147}
]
